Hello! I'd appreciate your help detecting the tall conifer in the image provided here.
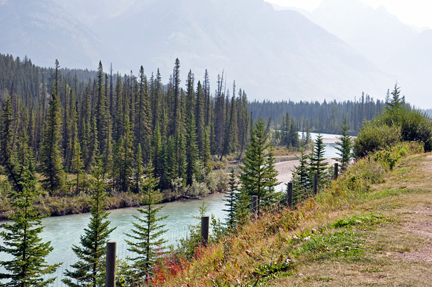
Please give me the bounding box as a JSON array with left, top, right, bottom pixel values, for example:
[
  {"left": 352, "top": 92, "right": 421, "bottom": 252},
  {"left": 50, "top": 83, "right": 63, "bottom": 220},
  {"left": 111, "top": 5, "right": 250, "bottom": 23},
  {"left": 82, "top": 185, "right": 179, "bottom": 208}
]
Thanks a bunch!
[
  {"left": 63, "top": 157, "right": 116, "bottom": 287},
  {"left": 125, "top": 162, "right": 168, "bottom": 281},
  {"left": 40, "top": 60, "right": 64, "bottom": 194}
]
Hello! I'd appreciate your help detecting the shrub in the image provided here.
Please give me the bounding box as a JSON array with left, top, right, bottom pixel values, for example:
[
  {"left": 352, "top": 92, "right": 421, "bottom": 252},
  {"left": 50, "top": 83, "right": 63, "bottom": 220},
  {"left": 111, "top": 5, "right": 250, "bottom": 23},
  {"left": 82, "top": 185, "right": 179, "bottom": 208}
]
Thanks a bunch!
[{"left": 353, "top": 122, "right": 401, "bottom": 158}]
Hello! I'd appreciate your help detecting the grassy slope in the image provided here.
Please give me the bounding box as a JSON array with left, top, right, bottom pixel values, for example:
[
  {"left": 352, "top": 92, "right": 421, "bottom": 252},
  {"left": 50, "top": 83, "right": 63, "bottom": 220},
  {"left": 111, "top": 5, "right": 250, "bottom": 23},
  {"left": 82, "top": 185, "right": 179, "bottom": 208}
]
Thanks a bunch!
[{"left": 158, "top": 144, "right": 432, "bottom": 286}]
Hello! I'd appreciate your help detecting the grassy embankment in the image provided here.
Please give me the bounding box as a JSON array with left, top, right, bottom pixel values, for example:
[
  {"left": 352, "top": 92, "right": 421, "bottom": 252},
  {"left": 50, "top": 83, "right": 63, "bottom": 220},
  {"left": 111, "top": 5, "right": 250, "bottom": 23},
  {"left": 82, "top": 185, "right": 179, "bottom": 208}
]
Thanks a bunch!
[{"left": 153, "top": 142, "right": 432, "bottom": 286}]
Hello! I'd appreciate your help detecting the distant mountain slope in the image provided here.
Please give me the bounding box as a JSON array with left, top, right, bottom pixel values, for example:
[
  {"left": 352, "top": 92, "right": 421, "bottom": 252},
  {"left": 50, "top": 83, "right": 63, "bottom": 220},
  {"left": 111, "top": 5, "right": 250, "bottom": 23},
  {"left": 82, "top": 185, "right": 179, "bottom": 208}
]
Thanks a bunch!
[
  {"left": 386, "top": 29, "right": 432, "bottom": 106},
  {"left": 4, "top": 0, "right": 394, "bottom": 102},
  {"left": 91, "top": 0, "right": 392, "bottom": 102},
  {"left": 311, "top": 0, "right": 418, "bottom": 67},
  {"left": 0, "top": 0, "right": 117, "bottom": 69}
]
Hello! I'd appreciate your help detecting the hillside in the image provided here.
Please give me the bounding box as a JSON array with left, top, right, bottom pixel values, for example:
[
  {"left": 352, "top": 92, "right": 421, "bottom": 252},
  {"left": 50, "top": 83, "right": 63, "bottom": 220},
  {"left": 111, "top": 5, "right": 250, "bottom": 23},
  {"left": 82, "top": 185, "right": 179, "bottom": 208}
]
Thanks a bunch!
[
  {"left": 155, "top": 144, "right": 432, "bottom": 286},
  {"left": 312, "top": 0, "right": 418, "bottom": 67},
  {"left": 2, "top": 0, "right": 394, "bottom": 103},
  {"left": 0, "top": 0, "right": 117, "bottom": 69}
]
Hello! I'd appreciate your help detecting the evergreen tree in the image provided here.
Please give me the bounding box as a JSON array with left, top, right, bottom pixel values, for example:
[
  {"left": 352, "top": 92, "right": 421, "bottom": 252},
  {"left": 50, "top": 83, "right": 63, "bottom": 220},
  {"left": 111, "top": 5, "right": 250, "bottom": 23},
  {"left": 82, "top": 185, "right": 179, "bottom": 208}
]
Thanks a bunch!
[
  {"left": 290, "top": 148, "right": 310, "bottom": 204},
  {"left": 151, "top": 123, "right": 163, "bottom": 181},
  {"left": 386, "top": 83, "right": 404, "bottom": 112},
  {"left": 0, "top": 97, "right": 22, "bottom": 192},
  {"left": 71, "top": 139, "right": 85, "bottom": 195},
  {"left": 239, "top": 119, "right": 279, "bottom": 215},
  {"left": 40, "top": 60, "right": 65, "bottom": 194},
  {"left": 135, "top": 144, "right": 144, "bottom": 194},
  {"left": 334, "top": 118, "right": 352, "bottom": 173},
  {"left": 0, "top": 128, "right": 59, "bottom": 286},
  {"left": 63, "top": 157, "right": 116, "bottom": 287},
  {"left": 234, "top": 189, "right": 250, "bottom": 227},
  {"left": 223, "top": 169, "right": 237, "bottom": 229},
  {"left": 309, "top": 133, "right": 328, "bottom": 186},
  {"left": 125, "top": 162, "right": 168, "bottom": 281},
  {"left": 202, "top": 126, "right": 211, "bottom": 173}
]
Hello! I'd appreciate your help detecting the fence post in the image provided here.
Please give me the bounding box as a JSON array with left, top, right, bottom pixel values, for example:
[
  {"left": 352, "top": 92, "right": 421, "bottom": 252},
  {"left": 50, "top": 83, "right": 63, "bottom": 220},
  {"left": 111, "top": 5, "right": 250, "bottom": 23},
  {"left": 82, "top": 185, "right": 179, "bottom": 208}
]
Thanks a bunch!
[
  {"left": 251, "top": 195, "right": 258, "bottom": 217},
  {"left": 287, "top": 182, "right": 293, "bottom": 209},
  {"left": 334, "top": 163, "right": 339, "bottom": 180},
  {"left": 313, "top": 172, "right": 318, "bottom": 197},
  {"left": 201, "top": 216, "right": 209, "bottom": 247},
  {"left": 105, "top": 241, "right": 116, "bottom": 287}
]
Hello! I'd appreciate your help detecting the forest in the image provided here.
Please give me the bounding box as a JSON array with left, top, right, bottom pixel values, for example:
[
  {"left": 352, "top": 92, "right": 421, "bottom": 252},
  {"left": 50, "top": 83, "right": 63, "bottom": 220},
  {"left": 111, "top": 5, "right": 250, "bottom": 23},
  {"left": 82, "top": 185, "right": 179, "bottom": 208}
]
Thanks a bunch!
[
  {"left": 248, "top": 96, "right": 387, "bottom": 134},
  {"left": 0, "top": 54, "right": 250, "bottom": 200}
]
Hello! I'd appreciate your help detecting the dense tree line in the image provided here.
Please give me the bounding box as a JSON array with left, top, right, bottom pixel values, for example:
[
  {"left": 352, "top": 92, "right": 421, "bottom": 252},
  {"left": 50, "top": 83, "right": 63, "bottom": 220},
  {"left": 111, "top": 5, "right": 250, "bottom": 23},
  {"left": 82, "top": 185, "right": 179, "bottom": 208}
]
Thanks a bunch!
[
  {"left": 248, "top": 93, "right": 387, "bottom": 134},
  {"left": 0, "top": 54, "right": 250, "bottom": 195}
]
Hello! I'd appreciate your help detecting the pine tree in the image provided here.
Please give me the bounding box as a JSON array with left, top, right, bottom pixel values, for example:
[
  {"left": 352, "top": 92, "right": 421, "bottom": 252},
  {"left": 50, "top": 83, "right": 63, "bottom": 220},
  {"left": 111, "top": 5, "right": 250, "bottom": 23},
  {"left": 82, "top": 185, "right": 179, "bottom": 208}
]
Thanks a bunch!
[
  {"left": 40, "top": 60, "right": 65, "bottom": 194},
  {"left": 152, "top": 123, "right": 163, "bottom": 181},
  {"left": 63, "top": 157, "right": 116, "bottom": 287},
  {"left": 0, "top": 97, "right": 22, "bottom": 192},
  {"left": 71, "top": 139, "right": 85, "bottom": 195},
  {"left": 125, "top": 162, "right": 168, "bottom": 281},
  {"left": 135, "top": 144, "right": 144, "bottom": 194},
  {"left": 202, "top": 126, "right": 211, "bottom": 173},
  {"left": 234, "top": 189, "right": 250, "bottom": 227},
  {"left": 239, "top": 119, "right": 279, "bottom": 215},
  {"left": 386, "top": 83, "right": 404, "bottom": 112},
  {"left": 160, "top": 136, "right": 176, "bottom": 190},
  {"left": 309, "top": 133, "right": 328, "bottom": 186},
  {"left": 112, "top": 118, "right": 134, "bottom": 192},
  {"left": 0, "top": 130, "right": 59, "bottom": 286},
  {"left": 334, "top": 118, "right": 352, "bottom": 173},
  {"left": 290, "top": 148, "right": 310, "bottom": 204},
  {"left": 223, "top": 169, "right": 237, "bottom": 229}
]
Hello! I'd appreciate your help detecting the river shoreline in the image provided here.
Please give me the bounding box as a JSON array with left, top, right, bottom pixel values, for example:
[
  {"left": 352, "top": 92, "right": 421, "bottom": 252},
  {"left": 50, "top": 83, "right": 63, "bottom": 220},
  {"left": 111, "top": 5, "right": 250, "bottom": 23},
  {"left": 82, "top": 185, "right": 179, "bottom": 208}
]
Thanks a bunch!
[{"left": 1, "top": 135, "right": 341, "bottom": 222}]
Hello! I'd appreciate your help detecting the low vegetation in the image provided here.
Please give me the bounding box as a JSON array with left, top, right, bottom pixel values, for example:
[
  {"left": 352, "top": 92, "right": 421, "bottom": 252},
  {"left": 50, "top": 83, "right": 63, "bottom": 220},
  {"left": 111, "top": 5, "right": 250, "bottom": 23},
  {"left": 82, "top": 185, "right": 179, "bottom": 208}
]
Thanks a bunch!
[{"left": 149, "top": 141, "right": 430, "bottom": 286}]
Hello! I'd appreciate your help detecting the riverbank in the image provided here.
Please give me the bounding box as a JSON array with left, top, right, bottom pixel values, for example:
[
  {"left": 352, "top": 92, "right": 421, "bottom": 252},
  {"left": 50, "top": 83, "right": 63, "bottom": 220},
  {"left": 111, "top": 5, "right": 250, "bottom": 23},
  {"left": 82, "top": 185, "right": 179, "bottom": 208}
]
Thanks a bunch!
[
  {"left": 157, "top": 142, "right": 429, "bottom": 286},
  {"left": 0, "top": 189, "right": 226, "bottom": 222}
]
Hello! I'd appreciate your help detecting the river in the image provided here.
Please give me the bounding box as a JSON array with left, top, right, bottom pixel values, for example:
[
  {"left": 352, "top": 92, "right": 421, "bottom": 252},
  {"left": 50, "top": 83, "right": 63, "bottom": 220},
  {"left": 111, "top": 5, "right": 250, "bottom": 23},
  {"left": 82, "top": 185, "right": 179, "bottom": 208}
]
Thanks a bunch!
[{"left": 0, "top": 132, "right": 341, "bottom": 285}]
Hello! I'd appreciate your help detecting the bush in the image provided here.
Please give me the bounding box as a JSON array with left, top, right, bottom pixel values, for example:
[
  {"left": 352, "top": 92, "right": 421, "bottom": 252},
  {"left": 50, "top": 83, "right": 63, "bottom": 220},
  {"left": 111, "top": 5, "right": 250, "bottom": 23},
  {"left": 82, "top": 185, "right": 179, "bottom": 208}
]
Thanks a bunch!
[
  {"left": 354, "top": 105, "right": 432, "bottom": 158},
  {"left": 353, "top": 122, "right": 401, "bottom": 158},
  {"left": 378, "top": 108, "right": 432, "bottom": 152}
]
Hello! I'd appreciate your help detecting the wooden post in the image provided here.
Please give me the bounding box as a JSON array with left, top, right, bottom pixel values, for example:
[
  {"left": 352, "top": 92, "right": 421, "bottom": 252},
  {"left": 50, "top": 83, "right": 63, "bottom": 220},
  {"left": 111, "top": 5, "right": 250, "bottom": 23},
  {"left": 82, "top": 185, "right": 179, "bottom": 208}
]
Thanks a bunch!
[
  {"left": 313, "top": 172, "right": 318, "bottom": 197},
  {"left": 251, "top": 195, "right": 258, "bottom": 217},
  {"left": 287, "top": 182, "right": 293, "bottom": 209},
  {"left": 334, "top": 163, "right": 339, "bottom": 180},
  {"left": 201, "top": 216, "right": 209, "bottom": 247},
  {"left": 105, "top": 241, "right": 116, "bottom": 287}
]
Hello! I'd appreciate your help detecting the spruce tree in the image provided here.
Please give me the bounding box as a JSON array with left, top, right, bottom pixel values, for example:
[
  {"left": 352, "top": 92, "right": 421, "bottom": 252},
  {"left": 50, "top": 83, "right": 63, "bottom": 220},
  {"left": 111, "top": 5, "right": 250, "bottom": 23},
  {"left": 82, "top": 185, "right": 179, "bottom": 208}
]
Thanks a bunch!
[
  {"left": 125, "top": 162, "right": 168, "bottom": 281},
  {"left": 223, "top": 169, "right": 237, "bottom": 229},
  {"left": 0, "top": 126, "right": 59, "bottom": 286},
  {"left": 234, "top": 189, "right": 250, "bottom": 227},
  {"left": 152, "top": 123, "right": 163, "bottom": 181},
  {"left": 63, "top": 157, "right": 116, "bottom": 287},
  {"left": 202, "top": 126, "right": 211, "bottom": 173},
  {"left": 239, "top": 119, "right": 279, "bottom": 215},
  {"left": 309, "top": 133, "right": 328, "bottom": 186},
  {"left": 0, "top": 162, "right": 59, "bottom": 286},
  {"left": 185, "top": 112, "right": 198, "bottom": 186},
  {"left": 135, "top": 144, "right": 144, "bottom": 194},
  {"left": 40, "top": 60, "right": 65, "bottom": 194},
  {"left": 334, "top": 118, "right": 352, "bottom": 173},
  {"left": 290, "top": 148, "right": 310, "bottom": 204}
]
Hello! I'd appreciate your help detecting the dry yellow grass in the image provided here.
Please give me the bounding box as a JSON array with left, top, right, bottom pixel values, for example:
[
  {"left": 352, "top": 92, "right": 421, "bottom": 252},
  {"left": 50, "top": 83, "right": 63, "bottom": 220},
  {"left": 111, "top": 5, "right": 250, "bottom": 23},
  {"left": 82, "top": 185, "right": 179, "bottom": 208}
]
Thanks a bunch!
[{"left": 156, "top": 149, "right": 432, "bottom": 286}]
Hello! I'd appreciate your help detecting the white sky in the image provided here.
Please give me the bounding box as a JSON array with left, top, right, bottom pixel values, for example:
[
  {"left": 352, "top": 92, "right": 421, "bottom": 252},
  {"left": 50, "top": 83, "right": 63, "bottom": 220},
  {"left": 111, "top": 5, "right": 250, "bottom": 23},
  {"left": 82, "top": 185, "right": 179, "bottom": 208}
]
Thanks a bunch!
[{"left": 265, "top": 0, "right": 432, "bottom": 28}]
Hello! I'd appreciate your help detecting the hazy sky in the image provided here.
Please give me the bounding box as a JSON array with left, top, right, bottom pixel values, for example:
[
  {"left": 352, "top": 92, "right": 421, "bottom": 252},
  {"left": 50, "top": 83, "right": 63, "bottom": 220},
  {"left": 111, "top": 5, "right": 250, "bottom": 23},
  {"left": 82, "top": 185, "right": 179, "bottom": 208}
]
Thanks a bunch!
[{"left": 265, "top": 0, "right": 432, "bottom": 28}]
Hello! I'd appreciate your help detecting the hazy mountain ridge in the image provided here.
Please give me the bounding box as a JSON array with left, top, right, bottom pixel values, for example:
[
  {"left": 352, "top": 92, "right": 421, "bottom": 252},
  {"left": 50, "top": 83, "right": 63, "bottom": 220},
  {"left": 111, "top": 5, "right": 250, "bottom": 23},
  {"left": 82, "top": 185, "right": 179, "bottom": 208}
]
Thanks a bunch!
[
  {"left": 85, "top": 0, "right": 391, "bottom": 102},
  {"left": 0, "top": 0, "right": 117, "bottom": 69},
  {"left": 2, "top": 0, "right": 395, "bottom": 103}
]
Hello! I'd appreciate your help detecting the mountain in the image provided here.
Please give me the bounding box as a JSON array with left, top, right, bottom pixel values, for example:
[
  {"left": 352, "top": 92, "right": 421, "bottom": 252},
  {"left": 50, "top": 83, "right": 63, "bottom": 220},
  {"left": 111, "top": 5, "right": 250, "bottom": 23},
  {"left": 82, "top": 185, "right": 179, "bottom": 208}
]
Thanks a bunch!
[
  {"left": 85, "top": 0, "right": 392, "bottom": 102},
  {"left": 3, "top": 0, "right": 394, "bottom": 102},
  {"left": 311, "top": 0, "right": 418, "bottom": 68},
  {"left": 386, "top": 29, "right": 432, "bottom": 105},
  {"left": 0, "top": 0, "right": 117, "bottom": 69}
]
